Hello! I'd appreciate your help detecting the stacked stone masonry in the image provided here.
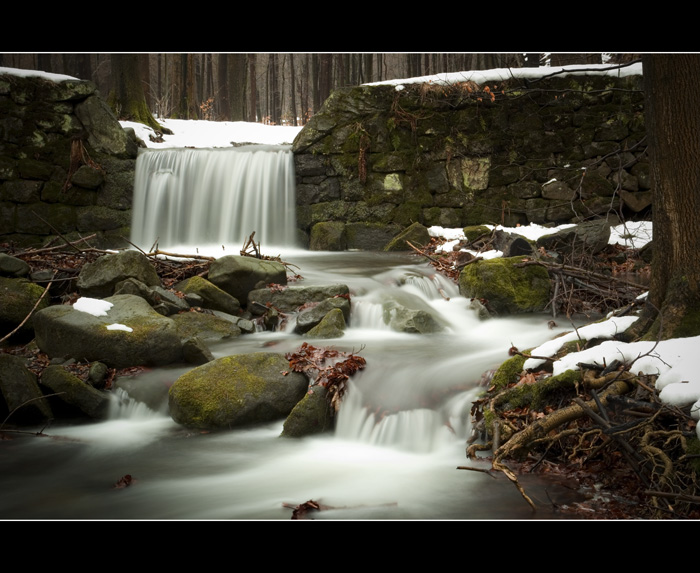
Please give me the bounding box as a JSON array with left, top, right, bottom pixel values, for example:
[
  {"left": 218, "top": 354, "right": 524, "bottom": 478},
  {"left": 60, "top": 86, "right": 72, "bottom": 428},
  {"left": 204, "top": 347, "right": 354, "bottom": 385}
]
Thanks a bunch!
[
  {"left": 0, "top": 71, "right": 139, "bottom": 248},
  {"left": 291, "top": 71, "right": 648, "bottom": 250}
]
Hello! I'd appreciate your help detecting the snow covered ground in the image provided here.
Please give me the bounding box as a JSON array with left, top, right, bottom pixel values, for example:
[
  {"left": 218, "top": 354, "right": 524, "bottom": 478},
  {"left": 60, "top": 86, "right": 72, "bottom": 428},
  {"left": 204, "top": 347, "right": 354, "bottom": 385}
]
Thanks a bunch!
[{"left": 3, "top": 63, "right": 698, "bottom": 436}]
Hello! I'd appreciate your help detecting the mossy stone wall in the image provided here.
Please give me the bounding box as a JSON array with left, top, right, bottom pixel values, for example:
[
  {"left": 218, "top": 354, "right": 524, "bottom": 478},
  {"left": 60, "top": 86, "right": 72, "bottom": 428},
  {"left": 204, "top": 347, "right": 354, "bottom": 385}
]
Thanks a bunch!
[
  {"left": 0, "top": 71, "right": 139, "bottom": 248},
  {"left": 292, "top": 71, "right": 647, "bottom": 250}
]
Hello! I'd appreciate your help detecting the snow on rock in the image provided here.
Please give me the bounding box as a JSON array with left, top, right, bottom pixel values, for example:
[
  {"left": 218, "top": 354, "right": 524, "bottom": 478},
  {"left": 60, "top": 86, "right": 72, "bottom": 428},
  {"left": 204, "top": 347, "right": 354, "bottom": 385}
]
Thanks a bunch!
[
  {"left": 106, "top": 323, "right": 133, "bottom": 332},
  {"left": 73, "top": 297, "right": 113, "bottom": 317}
]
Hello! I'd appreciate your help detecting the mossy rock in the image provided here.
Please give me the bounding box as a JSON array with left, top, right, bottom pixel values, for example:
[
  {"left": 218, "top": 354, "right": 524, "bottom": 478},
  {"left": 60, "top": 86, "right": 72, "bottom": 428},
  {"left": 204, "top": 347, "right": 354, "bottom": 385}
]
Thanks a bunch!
[
  {"left": 40, "top": 365, "right": 110, "bottom": 419},
  {"left": 33, "top": 294, "right": 183, "bottom": 368},
  {"left": 305, "top": 307, "right": 347, "bottom": 339},
  {"left": 384, "top": 222, "right": 430, "bottom": 252},
  {"left": 173, "top": 275, "right": 241, "bottom": 315},
  {"left": 280, "top": 385, "right": 334, "bottom": 437},
  {"left": 171, "top": 311, "right": 242, "bottom": 343},
  {"left": 463, "top": 225, "right": 492, "bottom": 242},
  {"left": 168, "top": 352, "right": 308, "bottom": 430},
  {"left": 458, "top": 256, "right": 551, "bottom": 315},
  {"left": 0, "top": 353, "right": 53, "bottom": 424},
  {"left": 76, "top": 250, "right": 160, "bottom": 298},
  {"left": 309, "top": 221, "right": 347, "bottom": 251},
  {"left": 0, "top": 277, "right": 50, "bottom": 341}
]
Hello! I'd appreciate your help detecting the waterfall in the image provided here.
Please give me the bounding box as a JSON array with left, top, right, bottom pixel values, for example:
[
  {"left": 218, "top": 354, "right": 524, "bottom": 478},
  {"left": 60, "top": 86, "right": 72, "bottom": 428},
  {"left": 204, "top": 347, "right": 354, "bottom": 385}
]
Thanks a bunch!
[{"left": 130, "top": 145, "right": 297, "bottom": 250}]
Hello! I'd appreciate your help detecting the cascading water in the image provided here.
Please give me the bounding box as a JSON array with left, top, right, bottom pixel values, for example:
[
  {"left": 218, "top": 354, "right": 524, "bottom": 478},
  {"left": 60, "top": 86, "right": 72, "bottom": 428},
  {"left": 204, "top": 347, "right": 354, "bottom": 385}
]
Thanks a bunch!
[
  {"left": 0, "top": 147, "right": 584, "bottom": 519},
  {"left": 131, "top": 145, "right": 297, "bottom": 250}
]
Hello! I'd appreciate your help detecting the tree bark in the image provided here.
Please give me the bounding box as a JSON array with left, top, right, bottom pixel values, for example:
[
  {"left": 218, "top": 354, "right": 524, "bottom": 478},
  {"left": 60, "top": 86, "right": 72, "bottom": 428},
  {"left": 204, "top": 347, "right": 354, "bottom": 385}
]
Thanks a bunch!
[
  {"left": 642, "top": 54, "right": 700, "bottom": 339},
  {"left": 108, "top": 54, "right": 162, "bottom": 131},
  {"left": 228, "top": 54, "right": 247, "bottom": 121}
]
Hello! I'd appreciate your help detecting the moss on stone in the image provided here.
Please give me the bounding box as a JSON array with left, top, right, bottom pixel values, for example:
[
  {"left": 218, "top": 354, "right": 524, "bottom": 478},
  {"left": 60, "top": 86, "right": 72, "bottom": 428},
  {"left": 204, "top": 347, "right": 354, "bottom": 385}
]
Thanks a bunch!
[
  {"left": 493, "top": 368, "right": 582, "bottom": 414},
  {"left": 169, "top": 353, "right": 306, "bottom": 429},
  {"left": 463, "top": 225, "right": 491, "bottom": 242},
  {"left": 458, "top": 256, "right": 551, "bottom": 315},
  {"left": 491, "top": 354, "right": 526, "bottom": 390}
]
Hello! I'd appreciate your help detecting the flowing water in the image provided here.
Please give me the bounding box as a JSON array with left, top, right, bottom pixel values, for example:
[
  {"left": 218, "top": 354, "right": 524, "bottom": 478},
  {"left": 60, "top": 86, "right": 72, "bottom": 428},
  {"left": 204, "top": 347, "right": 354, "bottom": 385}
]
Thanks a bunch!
[{"left": 0, "top": 147, "right": 585, "bottom": 520}]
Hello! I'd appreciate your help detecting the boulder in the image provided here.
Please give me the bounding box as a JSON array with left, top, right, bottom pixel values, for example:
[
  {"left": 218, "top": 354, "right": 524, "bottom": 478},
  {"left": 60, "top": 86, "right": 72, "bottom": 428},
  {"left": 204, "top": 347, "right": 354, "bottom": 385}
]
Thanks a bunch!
[
  {"left": 113, "top": 278, "right": 190, "bottom": 316},
  {"left": 0, "top": 253, "right": 30, "bottom": 277},
  {"left": 281, "top": 385, "right": 334, "bottom": 437},
  {"left": 77, "top": 250, "right": 161, "bottom": 298},
  {"left": 458, "top": 256, "right": 551, "bottom": 315},
  {"left": 181, "top": 337, "right": 215, "bottom": 365},
  {"left": 294, "top": 297, "right": 351, "bottom": 334},
  {"left": 247, "top": 284, "right": 350, "bottom": 316},
  {"left": 33, "top": 294, "right": 183, "bottom": 368},
  {"left": 171, "top": 311, "right": 242, "bottom": 343},
  {"left": 0, "top": 354, "right": 53, "bottom": 424},
  {"left": 309, "top": 221, "right": 347, "bottom": 251},
  {"left": 305, "top": 308, "right": 347, "bottom": 339},
  {"left": 0, "top": 277, "right": 50, "bottom": 341},
  {"left": 384, "top": 222, "right": 431, "bottom": 252},
  {"left": 40, "top": 365, "right": 110, "bottom": 419},
  {"left": 168, "top": 352, "right": 308, "bottom": 430},
  {"left": 380, "top": 290, "right": 445, "bottom": 333},
  {"left": 173, "top": 276, "right": 241, "bottom": 315},
  {"left": 207, "top": 255, "right": 287, "bottom": 304}
]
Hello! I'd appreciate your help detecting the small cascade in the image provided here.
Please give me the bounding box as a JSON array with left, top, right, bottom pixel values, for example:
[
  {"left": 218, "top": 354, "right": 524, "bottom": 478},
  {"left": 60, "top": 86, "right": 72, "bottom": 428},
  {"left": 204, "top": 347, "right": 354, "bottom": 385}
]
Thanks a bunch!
[
  {"left": 130, "top": 145, "right": 297, "bottom": 250},
  {"left": 335, "top": 381, "right": 471, "bottom": 453},
  {"left": 107, "top": 387, "right": 162, "bottom": 420}
]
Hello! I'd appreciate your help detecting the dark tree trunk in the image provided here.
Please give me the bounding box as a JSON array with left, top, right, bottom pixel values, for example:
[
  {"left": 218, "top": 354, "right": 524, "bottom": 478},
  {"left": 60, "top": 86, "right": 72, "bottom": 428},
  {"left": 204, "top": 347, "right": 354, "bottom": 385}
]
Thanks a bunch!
[
  {"left": 218, "top": 54, "right": 230, "bottom": 120},
  {"left": 318, "top": 54, "right": 332, "bottom": 106},
  {"left": 229, "top": 54, "right": 247, "bottom": 121},
  {"left": 290, "top": 54, "right": 298, "bottom": 126},
  {"left": 108, "top": 54, "right": 163, "bottom": 131},
  {"left": 642, "top": 54, "right": 700, "bottom": 339},
  {"left": 248, "top": 54, "right": 258, "bottom": 122}
]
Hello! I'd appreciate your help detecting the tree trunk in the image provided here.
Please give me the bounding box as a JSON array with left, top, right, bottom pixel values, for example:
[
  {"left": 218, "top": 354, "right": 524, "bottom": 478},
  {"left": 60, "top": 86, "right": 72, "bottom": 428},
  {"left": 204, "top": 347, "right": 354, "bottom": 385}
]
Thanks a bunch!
[
  {"left": 229, "top": 54, "right": 247, "bottom": 121},
  {"left": 318, "top": 54, "right": 332, "bottom": 107},
  {"left": 290, "top": 54, "right": 298, "bottom": 126},
  {"left": 642, "top": 54, "right": 700, "bottom": 339},
  {"left": 108, "top": 54, "right": 163, "bottom": 131},
  {"left": 218, "top": 54, "right": 230, "bottom": 120},
  {"left": 248, "top": 54, "right": 258, "bottom": 122}
]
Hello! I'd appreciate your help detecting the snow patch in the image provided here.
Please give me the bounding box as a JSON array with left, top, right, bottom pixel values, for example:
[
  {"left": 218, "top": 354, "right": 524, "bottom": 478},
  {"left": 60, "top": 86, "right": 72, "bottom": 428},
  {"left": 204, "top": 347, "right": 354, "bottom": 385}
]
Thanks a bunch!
[{"left": 73, "top": 297, "right": 113, "bottom": 317}]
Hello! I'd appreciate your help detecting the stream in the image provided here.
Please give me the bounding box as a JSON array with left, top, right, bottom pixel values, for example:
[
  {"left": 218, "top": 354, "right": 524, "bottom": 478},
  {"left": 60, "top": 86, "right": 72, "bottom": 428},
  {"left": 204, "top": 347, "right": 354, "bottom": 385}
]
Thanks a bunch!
[
  {"left": 1, "top": 146, "right": 586, "bottom": 519},
  {"left": 1, "top": 249, "right": 584, "bottom": 520}
]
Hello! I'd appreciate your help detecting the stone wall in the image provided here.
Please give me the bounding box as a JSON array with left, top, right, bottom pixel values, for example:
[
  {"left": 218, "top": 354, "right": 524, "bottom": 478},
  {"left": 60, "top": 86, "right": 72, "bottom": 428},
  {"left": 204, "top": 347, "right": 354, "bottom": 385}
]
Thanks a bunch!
[
  {"left": 292, "top": 69, "right": 648, "bottom": 250},
  {"left": 0, "top": 70, "right": 139, "bottom": 249}
]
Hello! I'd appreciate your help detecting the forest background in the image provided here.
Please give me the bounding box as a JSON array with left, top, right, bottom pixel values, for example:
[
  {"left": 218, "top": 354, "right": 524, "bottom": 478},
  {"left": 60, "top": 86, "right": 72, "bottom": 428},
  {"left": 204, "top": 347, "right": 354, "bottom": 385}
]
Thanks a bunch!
[{"left": 0, "top": 53, "right": 638, "bottom": 127}]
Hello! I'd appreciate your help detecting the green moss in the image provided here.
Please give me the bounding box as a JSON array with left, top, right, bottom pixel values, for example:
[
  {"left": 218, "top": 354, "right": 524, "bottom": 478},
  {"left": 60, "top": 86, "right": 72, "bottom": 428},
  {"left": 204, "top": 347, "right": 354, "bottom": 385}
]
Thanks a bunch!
[
  {"left": 459, "top": 256, "right": 551, "bottom": 314},
  {"left": 491, "top": 354, "right": 526, "bottom": 390},
  {"left": 463, "top": 225, "right": 491, "bottom": 242},
  {"left": 494, "top": 368, "right": 582, "bottom": 413},
  {"left": 169, "top": 354, "right": 276, "bottom": 427}
]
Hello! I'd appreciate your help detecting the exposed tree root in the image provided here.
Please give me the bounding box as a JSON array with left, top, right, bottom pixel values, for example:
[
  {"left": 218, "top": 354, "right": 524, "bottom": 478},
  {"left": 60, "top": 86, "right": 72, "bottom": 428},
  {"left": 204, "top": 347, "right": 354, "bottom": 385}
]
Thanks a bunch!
[{"left": 469, "top": 357, "right": 700, "bottom": 518}]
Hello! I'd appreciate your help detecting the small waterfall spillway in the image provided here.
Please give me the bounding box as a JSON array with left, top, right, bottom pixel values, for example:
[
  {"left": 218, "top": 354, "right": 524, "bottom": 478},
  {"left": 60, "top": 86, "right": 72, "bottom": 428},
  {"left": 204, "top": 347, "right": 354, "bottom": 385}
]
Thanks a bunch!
[
  {"left": 131, "top": 145, "right": 297, "bottom": 250},
  {"left": 0, "top": 146, "right": 583, "bottom": 519}
]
